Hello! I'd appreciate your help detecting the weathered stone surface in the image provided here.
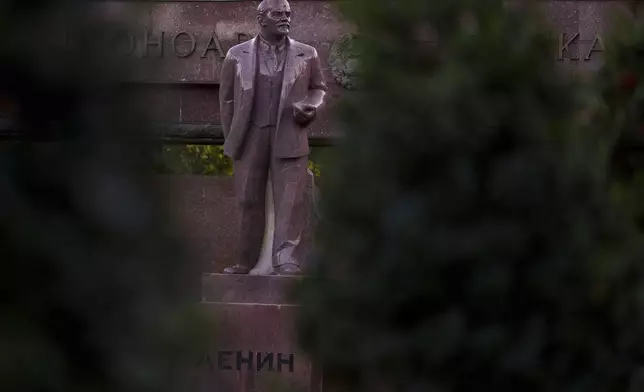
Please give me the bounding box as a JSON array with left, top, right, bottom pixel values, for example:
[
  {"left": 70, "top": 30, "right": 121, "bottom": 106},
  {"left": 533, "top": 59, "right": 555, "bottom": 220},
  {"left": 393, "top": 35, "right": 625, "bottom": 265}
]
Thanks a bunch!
[
  {"left": 537, "top": 1, "right": 635, "bottom": 74},
  {"left": 103, "top": 0, "right": 634, "bottom": 84},
  {"left": 130, "top": 83, "right": 345, "bottom": 139},
  {"left": 159, "top": 174, "right": 317, "bottom": 274},
  {"left": 115, "top": 0, "right": 633, "bottom": 142},
  {"left": 96, "top": 1, "right": 351, "bottom": 84},
  {"left": 540, "top": 0, "right": 580, "bottom": 73},
  {"left": 145, "top": 0, "right": 643, "bottom": 277},
  {"left": 195, "top": 275, "right": 320, "bottom": 392},
  {"left": 195, "top": 302, "right": 320, "bottom": 392},
  {"left": 577, "top": 1, "right": 632, "bottom": 73},
  {"left": 202, "top": 273, "right": 302, "bottom": 304},
  {"left": 94, "top": 1, "right": 351, "bottom": 140},
  {"left": 2, "top": 0, "right": 637, "bottom": 144}
]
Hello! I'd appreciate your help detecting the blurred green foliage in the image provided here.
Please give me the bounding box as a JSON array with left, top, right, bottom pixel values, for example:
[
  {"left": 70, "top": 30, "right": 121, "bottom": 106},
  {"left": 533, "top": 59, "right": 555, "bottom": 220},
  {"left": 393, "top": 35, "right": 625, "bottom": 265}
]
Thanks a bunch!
[
  {"left": 154, "top": 144, "right": 325, "bottom": 178},
  {"left": 296, "top": 1, "right": 644, "bottom": 391},
  {"left": 4, "top": 0, "right": 644, "bottom": 391},
  {"left": 0, "top": 1, "right": 207, "bottom": 392},
  {"left": 157, "top": 145, "right": 234, "bottom": 176},
  {"left": 593, "top": 15, "right": 644, "bottom": 232}
]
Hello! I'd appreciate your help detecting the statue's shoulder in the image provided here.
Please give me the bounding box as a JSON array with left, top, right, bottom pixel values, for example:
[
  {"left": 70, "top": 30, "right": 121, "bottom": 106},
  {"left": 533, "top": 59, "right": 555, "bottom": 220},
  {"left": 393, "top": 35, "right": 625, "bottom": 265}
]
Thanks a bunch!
[
  {"left": 289, "top": 39, "right": 318, "bottom": 58},
  {"left": 225, "top": 39, "right": 254, "bottom": 60}
]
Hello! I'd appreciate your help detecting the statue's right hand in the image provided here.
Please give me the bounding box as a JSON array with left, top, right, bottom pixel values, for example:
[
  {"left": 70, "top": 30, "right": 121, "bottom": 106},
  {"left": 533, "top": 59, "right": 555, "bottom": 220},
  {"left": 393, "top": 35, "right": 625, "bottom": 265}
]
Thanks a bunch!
[{"left": 293, "top": 101, "right": 316, "bottom": 125}]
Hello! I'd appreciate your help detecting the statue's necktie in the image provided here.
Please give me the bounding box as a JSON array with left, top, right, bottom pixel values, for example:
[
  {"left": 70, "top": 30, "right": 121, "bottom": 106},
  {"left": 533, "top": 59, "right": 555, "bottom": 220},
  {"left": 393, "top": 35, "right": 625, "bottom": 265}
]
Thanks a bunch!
[{"left": 263, "top": 46, "right": 283, "bottom": 76}]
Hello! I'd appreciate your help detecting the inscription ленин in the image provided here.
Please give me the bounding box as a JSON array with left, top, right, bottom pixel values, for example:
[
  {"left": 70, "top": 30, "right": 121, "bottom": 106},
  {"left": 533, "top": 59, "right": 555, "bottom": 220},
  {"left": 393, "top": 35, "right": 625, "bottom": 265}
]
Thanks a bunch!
[{"left": 199, "top": 351, "right": 295, "bottom": 373}]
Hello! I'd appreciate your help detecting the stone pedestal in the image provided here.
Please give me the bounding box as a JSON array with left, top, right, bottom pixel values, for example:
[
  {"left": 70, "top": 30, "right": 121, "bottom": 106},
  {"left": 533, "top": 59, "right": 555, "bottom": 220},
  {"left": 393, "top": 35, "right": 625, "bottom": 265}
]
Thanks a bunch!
[{"left": 196, "top": 274, "right": 321, "bottom": 392}]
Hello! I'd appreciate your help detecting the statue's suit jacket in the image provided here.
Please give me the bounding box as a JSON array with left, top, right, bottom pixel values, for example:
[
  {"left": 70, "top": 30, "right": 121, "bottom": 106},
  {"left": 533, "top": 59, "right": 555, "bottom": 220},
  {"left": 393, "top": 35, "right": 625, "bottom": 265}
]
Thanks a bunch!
[{"left": 219, "top": 36, "right": 328, "bottom": 160}]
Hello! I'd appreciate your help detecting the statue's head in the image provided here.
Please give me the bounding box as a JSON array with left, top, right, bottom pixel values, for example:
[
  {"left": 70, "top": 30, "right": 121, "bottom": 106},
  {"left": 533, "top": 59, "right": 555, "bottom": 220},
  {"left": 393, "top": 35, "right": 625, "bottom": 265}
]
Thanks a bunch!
[{"left": 257, "top": 0, "right": 291, "bottom": 38}]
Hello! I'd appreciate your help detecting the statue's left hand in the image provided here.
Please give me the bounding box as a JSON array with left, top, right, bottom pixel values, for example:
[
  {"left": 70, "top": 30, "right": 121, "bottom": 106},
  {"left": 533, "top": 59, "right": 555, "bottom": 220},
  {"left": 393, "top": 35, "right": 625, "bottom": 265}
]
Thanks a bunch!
[{"left": 293, "top": 101, "right": 316, "bottom": 125}]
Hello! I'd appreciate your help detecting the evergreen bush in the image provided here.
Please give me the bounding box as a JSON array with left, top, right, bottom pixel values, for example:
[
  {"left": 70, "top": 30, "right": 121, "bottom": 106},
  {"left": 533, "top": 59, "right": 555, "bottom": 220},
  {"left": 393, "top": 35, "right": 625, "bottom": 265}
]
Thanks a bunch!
[
  {"left": 297, "top": 1, "right": 644, "bottom": 391},
  {"left": 0, "top": 2, "right": 206, "bottom": 391}
]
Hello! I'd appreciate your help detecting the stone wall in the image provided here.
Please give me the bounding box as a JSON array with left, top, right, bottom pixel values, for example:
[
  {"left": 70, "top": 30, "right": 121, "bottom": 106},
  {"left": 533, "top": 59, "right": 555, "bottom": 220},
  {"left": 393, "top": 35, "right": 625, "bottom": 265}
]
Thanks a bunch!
[
  {"left": 3, "top": 1, "right": 643, "bottom": 273},
  {"left": 160, "top": 174, "right": 318, "bottom": 274},
  {"left": 110, "top": 0, "right": 642, "bottom": 143},
  {"left": 544, "top": 1, "right": 637, "bottom": 73},
  {"left": 139, "top": 0, "right": 639, "bottom": 273},
  {"left": 105, "top": 0, "right": 351, "bottom": 142}
]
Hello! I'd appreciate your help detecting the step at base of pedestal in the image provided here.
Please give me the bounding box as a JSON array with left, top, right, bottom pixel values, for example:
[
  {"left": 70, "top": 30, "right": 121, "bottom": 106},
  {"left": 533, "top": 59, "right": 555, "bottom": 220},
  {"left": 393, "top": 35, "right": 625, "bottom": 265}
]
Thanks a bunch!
[{"left": 201, "top": 273, "right": 303, "bottom": 305}]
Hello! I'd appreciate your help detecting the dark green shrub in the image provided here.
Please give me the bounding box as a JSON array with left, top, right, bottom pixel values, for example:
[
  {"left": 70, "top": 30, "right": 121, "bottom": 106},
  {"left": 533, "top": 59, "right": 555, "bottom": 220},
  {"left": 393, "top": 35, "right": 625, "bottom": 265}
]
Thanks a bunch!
[
  {"left": 297, "top": 1, "right": 644, "bottom": 391},
  {"left": 0, "top": 2, "right": 206, "bottom": 391}
]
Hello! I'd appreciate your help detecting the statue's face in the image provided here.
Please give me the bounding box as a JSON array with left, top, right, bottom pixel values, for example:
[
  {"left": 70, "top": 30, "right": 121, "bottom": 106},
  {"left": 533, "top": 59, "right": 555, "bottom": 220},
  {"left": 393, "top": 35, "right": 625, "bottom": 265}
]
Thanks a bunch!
[{"left": 260, "top": 0, "right": 291, "bottom": 37}]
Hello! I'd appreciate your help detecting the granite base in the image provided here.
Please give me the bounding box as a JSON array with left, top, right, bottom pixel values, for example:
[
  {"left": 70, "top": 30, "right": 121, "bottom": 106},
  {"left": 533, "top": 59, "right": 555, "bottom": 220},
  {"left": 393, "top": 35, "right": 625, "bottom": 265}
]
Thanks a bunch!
[{"left": 196, "top": 274, "right": 321, "bottom": 392}]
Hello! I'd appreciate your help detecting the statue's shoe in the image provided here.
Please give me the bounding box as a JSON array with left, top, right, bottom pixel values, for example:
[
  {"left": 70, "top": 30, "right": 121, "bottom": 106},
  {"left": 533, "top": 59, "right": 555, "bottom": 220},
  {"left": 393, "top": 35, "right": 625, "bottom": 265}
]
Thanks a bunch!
[
  {"left": 222, "top": 264, "right": 250, "bottom": 274},
  {"left": 271, "top": 263, "right": 301, "bottom": 276}
]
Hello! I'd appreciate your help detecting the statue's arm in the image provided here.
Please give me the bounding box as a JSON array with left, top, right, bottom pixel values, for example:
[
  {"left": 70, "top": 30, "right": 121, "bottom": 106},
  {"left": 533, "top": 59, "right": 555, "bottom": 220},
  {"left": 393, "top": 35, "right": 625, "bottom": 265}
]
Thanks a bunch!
[
  {"left": 219, "top": 53, "right": 236, "bottom": 139},
  {"left": 307, "top": 48, "right": 328, "bottom": 110}
]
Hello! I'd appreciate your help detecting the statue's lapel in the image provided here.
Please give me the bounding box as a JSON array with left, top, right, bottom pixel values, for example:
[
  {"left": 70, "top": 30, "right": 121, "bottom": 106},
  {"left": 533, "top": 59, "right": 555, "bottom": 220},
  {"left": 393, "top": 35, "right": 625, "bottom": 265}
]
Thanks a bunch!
[
  {"left": 240, "top": 36, "right": 258, "bottom": 95},
  {"left": 277, "top": 38, "right": 305, "bottom": 129}
]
